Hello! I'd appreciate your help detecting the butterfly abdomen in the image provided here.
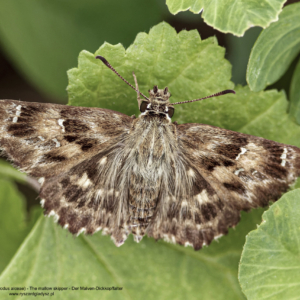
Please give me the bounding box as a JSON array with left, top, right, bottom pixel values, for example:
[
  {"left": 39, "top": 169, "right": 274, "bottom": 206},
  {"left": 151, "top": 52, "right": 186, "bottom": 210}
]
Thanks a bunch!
[{"left": 128, "top": 185, "right": 158, "bottom": 239}]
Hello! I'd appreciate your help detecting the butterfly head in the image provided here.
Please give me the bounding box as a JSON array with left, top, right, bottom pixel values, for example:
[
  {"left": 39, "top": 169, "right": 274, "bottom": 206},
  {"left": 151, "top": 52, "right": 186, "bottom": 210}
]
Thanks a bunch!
[{"left": 139, "top": 85, "right": 174, "bottom": 118}]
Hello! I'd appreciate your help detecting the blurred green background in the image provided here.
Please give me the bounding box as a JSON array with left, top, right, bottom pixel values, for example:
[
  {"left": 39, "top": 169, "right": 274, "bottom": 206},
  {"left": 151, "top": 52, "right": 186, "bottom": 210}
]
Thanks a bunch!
[
  {"left": 1, "top": 0, "right": 297, "bottom": 106},
  {"left": 0, "top": 0, "right": 263, "bottom": 105}
]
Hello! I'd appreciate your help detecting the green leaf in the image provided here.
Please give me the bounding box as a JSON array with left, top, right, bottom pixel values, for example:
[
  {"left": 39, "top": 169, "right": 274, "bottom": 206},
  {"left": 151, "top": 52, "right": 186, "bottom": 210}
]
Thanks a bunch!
[
  {"left": 239, "top": 189, "right": 300, "bottom": 300},
  {"left": 289, "top": 58, "right": 300, "bottom": 124},
  {"left": 0, "top": 160, "right": 27, "bottom": 184},
  {"left": 0, "top": 0, "right": 163, "bottom": 99},
  {"left": 0, "top": 163, "right": 42, "bottom": 274},
  {"left": 0, "top": 179, "right": 27, "bottom": 274},
  {"left": 247, "top": 3, "right": 300, "bottom": 92},
  {"left": 166, "top": 0, "right": 286, "bottom": 36},
  {"left": 68, "top": 22, "right": 234, "bottom": 115},
  {"left": 0, "top": 209, "right": 265, "bottom": 300}
]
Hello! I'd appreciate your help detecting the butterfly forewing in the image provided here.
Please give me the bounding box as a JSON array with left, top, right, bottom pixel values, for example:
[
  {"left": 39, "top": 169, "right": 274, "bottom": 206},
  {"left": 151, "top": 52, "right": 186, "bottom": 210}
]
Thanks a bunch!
[{"left": 0, "top": 100, "right": 132, "bottom": 177}]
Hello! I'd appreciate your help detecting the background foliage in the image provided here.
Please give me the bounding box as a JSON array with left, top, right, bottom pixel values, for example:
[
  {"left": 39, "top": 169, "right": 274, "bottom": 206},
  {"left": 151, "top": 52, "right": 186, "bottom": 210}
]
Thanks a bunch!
[
  {"left": 0, "top": 1, "right": 300, "bottom": 300},
  {"left": 166, "top": 0, "right": 286, "bottom": 36}
]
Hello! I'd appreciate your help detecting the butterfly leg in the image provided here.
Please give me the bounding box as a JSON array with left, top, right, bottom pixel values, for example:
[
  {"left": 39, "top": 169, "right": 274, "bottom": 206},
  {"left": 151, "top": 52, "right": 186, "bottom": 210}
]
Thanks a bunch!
[{"left": 132, "top": 72, "right": 142, "bottom": 108}]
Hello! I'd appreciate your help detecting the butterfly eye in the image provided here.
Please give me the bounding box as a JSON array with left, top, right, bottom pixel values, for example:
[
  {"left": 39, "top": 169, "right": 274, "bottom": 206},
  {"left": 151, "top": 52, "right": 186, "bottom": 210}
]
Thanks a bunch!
[
  {"left": 140, "top": 101, "right": 149, "bottom": 112},
  {"left": 167, "top": 107, "right": 175, "bottom": 118}
]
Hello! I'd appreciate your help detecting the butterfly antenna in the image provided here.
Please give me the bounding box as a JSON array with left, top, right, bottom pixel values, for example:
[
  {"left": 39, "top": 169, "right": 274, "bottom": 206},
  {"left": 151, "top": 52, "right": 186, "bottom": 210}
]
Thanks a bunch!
[
  {"left": 172, "top": 89, "right": 235, "bottom": 105},
  {"left": 96, "top": 56, "right": 149, "bottom": 101}
]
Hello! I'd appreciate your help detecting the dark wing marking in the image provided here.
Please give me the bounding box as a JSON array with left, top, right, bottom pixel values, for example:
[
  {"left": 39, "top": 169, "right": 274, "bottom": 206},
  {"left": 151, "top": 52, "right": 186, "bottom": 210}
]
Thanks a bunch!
[
  {"left": 147, "top": 123, "right": 300, "bottom": 250},
  {"left": 0, "top": 100, "right": 132, "bottom": 177},
  {"left": 40, "top": 150, "right": 131, "bottom": 246}
]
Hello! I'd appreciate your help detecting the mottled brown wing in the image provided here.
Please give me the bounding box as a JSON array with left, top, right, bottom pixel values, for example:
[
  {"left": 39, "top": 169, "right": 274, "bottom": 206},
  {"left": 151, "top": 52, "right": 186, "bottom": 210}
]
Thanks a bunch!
[
  {"left": 39, "top": 150, "right": 131, "bottom": 246},
  {"left": 147, "top": 123, "right": 300, "bottom": 250},
  {"left": 0, "top": 100, "right": 132, "bottom": 177},
  {"left": 0, "top": 100, "right": 133, "bottom": 243}
]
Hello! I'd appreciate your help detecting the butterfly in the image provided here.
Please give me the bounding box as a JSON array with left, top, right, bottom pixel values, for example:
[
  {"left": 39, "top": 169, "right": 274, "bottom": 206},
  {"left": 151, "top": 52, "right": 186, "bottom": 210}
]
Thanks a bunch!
[{"left": 0, "top": 56, "right": 299, "bottom": 250}]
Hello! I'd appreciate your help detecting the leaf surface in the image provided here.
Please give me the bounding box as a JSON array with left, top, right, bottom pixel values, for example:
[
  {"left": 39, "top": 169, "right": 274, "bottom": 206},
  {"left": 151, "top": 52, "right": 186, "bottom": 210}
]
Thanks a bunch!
[
  {"left": 0, "top": 179, "right": 27, "bottom": 274},
  {"left": 0, "top": 160, "right": 27, "bottom": 184},
  {"left": 166, "top": 0, "right": 285, "bottom": 36},
  {"left": 0, "top": 210, "right": 266, "bottom": 300},
  {"left": 289, "top": 58, "right": 300, "bottom": 124},
  {"left": 247, "top": 3, "right": 300, "bottom": 91},
  {"left": 239, "top": 189, "right": 300, "bottom": 300}
]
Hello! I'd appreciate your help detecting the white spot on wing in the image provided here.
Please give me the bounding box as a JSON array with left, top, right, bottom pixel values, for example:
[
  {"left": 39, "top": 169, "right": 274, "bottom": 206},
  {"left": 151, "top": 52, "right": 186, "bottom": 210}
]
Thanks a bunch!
[
  {"left": 95, "top": 227, "right": 102, "bottom": 233},
  {"left": 99, "top": 157, "right": 107, "bottom": 165},
  {"left": 16, "top": 105, "right": 22, "bottom": 116},
  {"left": 64, "top": 224, "right": 69, "bottom": 229},
  {"left": 58, "top": 119, "right": 65, "bottom": 133},
  {"left": 236, "top": 147, "right": 247, "bottom": 160},
  {"left": 196, "top": 190, "right": 210, "bottom": 205},
  {"left": 102, "top": 228, "right": 109, "bottom": 235},
  {"left": 234, "top": 168, "right": 244, "bottom": 176},
  {"left": 163, "top": 234, "right": 175, "bottom": 244},
  {"left": 181, "top": 200, "right": 188, "bottom": 206},
  {"left": 38, "top": 136, "right": 45, "bottom": 141},
  {"left": 38, "top": 177, "right": 45, "bottom": 185},
  {"left": 112, "top": 236, "right": 125, "bottom": 247},
  {"left": 40, "top": 199, "right": 45, "bottom": 208},
  {"left": 12, "top": 116, "right": 18, "bottom": 123},
  {"left": 52, "top": 138, "right": 60, "bottom": 147},
  {"left": 184, "top": 241, "right": 193, "bottom": 248},
  {"left": 48, "top": 210, "right": 59, "bottom": 222},
  {"left": 171, "top": 235, "right": 176, "bottom": 244},
  {"left": 76, "top": 228, "right": 86, "bottom": 236},
  {"left": 187, "top": 168, "right": 195, "bottom": 177},
  {"left": 214, "top": 234, "right": 223, "bottom": 240},
  {"left": 281, "top": 148, "right": 287, "bottom": 166},
  {"left": 77, "top": 173, "right": 92, "bottom": 188},
  {"left": 134, "top": 235, "right": 143, "bottom": 243}
]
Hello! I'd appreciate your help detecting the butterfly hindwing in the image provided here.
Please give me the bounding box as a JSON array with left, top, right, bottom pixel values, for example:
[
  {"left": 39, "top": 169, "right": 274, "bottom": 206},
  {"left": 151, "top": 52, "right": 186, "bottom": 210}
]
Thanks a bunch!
[
  {"left": 147, "top": 123, "right": 300, "bottom": 250},
  {"left": 40, "top": 151, "right": 130, "bottom": 246}
]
